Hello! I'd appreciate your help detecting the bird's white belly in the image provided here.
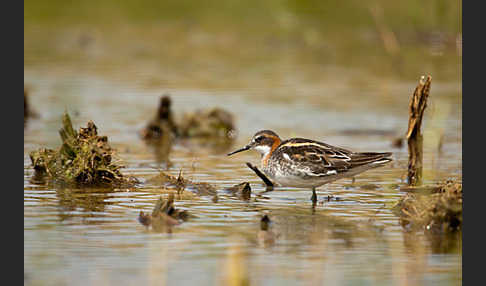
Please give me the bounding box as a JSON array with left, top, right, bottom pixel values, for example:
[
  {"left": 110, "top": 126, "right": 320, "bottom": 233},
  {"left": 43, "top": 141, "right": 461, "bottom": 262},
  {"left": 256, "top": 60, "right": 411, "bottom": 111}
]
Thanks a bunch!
[{"left": 268, "top": 169, "right": 338, "bottom": 188}]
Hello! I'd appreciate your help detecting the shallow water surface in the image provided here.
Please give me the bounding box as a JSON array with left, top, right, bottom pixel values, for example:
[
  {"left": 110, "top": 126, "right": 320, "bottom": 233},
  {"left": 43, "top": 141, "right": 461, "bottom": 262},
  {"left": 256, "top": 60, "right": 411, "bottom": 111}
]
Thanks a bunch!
[{"left": 24, "top": 67, "right": 461, "bottom": 285}]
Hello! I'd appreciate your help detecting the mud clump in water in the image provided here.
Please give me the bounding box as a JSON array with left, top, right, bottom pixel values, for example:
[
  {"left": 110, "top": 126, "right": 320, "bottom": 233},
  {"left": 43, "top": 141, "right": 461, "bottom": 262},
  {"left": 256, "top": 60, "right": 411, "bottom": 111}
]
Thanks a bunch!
[
  {"left": 178, "top": 107, "right": 235, "bottom": 140},
  {"left": 140, "top": 95, "right": 178, "bottom": 140},
  {"left": 140, "top": 95, "right": 176, "bottom": 165},
  {"left": 147, "top": 170, "right": 217, "bottom": 196},
  {"left": 29, "top": 112, "right": 138, "bottom": 187},
  {"left": 139, "top": 194, "right": 191, "bottom": 232},
  {"left": 141, "top": 95, "right": 236, "bottom": 142},
  {"left": 392, "top": 181, "right": 462, "bottom": 233},
  {"left": 141, "top": 95, "right": 236, "bottom": 155},
  {"left": 224, "top": 182, "right": 251, "bottom": 200}
]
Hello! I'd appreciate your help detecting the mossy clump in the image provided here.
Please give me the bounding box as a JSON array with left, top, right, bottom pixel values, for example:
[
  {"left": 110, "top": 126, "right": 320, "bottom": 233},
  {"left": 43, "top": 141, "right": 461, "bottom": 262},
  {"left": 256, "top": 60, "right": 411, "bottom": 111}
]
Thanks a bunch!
[
  {"left": 29, "top": 112, "right": 138, "bottom": 187},
  {"left": 178, "top": 107, "right": 235, "bottom": 140},
  {"left": 392, "top": 181, "right": 462, "bottom": 233},
  {"left": 138, "top": 194, "right": 191, "bottom": 232}
]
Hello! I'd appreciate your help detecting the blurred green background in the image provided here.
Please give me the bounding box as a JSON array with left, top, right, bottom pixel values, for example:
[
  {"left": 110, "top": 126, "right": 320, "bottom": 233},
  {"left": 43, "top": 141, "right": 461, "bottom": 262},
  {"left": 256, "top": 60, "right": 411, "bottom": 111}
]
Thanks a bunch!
[{"left": 25, "top": 0, "right": 462, "bottom": 89}]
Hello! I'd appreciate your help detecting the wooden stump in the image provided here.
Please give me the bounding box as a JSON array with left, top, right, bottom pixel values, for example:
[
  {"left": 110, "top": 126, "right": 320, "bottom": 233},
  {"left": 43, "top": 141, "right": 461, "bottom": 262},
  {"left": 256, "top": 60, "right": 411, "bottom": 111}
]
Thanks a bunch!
[{"left": 406, "top": 75, "right": 432, "bottom": 186}]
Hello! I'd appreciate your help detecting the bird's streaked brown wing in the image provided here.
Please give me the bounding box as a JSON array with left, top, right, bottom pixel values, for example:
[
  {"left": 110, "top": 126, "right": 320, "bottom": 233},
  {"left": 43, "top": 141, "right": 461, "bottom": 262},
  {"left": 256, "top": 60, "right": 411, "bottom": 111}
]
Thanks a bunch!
[{"left": 276, "top": 138, "right": 391, "bottom": 176}]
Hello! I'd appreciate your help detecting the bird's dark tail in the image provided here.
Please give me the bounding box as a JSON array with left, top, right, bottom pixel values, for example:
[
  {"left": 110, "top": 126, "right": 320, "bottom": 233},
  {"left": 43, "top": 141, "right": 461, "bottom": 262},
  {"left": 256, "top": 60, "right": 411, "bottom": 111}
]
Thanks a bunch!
[{"left": 349, "top": 152, "right": 392, "bottom": 168}]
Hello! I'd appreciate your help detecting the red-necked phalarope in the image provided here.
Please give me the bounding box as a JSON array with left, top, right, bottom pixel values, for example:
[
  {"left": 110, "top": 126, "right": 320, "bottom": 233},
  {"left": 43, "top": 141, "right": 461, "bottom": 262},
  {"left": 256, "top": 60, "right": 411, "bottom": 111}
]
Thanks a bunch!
[{"left": 228, "top": 130, "right": 392, "bottom": 204}]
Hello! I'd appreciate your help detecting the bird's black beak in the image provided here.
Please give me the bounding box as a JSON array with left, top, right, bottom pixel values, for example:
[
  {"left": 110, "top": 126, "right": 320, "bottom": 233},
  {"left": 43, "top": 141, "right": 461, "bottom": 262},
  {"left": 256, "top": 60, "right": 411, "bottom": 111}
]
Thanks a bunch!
[{"left": 227, "top": 144, "right": 252, "bottom": 156}]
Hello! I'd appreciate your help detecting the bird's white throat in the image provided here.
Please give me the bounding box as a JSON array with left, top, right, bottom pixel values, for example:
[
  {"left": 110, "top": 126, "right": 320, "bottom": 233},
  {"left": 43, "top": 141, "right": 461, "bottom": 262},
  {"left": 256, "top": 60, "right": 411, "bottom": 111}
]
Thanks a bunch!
[{"left": 254, "top": 145, "right": 271, "bottom": 157}]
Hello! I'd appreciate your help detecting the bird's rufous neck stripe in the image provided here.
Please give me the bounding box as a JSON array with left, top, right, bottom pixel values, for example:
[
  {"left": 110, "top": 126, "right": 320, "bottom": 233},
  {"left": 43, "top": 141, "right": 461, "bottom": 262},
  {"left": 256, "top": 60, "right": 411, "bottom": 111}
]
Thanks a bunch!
[{"left": 263, "top": 137, "right": 281, "bottom": 167}]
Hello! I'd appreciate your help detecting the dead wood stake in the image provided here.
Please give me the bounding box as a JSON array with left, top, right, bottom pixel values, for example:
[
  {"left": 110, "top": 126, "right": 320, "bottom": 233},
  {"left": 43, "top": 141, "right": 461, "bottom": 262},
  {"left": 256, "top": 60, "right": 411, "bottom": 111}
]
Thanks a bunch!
[{"left": 406, "top": 75, "right": 432, "bottom": 186}]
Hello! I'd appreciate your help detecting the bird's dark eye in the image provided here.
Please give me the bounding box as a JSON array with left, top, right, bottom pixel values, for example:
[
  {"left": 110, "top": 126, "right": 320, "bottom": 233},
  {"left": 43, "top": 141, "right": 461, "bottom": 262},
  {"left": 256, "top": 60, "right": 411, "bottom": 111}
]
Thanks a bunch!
[{"left": 255, "top": 136, "right": 263, "bottom": 142}]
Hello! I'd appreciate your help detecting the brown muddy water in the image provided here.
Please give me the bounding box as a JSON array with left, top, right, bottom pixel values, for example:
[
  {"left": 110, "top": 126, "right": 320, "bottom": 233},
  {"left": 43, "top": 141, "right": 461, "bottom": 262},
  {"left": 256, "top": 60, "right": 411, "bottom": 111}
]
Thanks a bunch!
[{"left": 24, "top": 69, "right": 461, "bottom": 285}]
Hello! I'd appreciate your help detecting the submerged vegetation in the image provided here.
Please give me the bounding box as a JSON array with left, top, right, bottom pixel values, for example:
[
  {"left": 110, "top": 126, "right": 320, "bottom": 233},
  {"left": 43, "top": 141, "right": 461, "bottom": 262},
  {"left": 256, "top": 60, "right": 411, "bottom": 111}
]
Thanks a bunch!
[
  {"left": 29, "top": 112, "right": 138, "bottom": 187},
  {"left": 392, "top": 181, "right": 462, "bottom": 233},
  {"left": 391, "top": 76, "right": 462, "bottom": 235}
]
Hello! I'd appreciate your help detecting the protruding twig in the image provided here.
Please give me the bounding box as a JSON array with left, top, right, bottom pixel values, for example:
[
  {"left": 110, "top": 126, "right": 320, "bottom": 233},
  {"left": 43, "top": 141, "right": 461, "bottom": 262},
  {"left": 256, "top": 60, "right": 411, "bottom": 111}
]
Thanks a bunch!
[{"left": 406, "top": 75, "right": 432, "bottom": 186}]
